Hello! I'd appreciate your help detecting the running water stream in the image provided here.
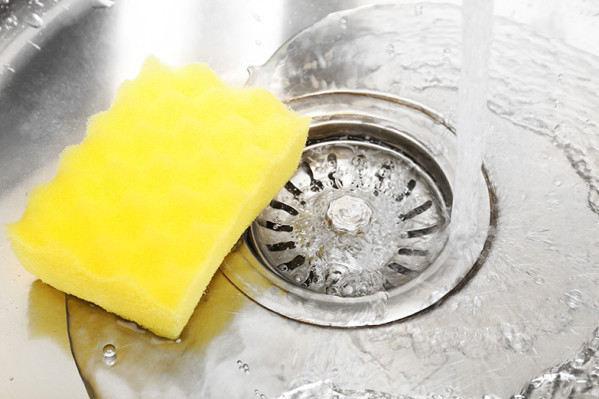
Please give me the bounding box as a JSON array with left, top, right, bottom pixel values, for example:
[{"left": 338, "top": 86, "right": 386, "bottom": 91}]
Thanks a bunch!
[{"left": 451, "top": 0, "right": 493, "bottom": 251}]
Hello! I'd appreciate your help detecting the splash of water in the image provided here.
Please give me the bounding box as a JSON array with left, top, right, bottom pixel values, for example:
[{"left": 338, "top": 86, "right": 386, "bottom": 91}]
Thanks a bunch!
[{"left": 274, "top": 327, "right": 599, "bottom": 399}]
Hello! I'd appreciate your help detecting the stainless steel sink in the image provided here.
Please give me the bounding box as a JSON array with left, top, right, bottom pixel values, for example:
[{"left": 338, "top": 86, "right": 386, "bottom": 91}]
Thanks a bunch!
[{"left": 2, "top": 1, "right": 599, "bottom": 398}]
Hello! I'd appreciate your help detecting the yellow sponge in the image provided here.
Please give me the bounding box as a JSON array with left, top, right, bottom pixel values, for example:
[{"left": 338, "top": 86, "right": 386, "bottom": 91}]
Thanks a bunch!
[{"left": 7, "top": 57, "right": 310, "bottom": 339}]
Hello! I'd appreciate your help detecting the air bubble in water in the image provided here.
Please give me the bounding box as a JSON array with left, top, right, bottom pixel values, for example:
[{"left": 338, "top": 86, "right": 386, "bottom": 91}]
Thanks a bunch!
[
  {"left": 351, "top": 154, "right": 366, "bottom": 168},
  {"left": 237, "top": 360, "right": 250, "bottom": 373}
]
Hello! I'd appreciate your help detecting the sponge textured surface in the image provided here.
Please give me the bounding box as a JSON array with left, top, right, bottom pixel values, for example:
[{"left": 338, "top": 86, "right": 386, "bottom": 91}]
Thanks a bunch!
[{"left": 7, "top": 57, "right": 310, "bottom": 339}]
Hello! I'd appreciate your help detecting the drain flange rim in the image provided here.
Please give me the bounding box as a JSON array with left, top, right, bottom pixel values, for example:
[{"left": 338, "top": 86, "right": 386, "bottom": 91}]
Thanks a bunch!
[{"left": 222, "top": 90, "right": 494, "bottom": 327}]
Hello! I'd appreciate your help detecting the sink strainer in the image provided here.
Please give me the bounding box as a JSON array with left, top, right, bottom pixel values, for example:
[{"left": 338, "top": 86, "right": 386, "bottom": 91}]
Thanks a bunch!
[
  {"left": 222, "top": 90, "right": 496, "bottom": 327},
  {"left": 253, "top": 140, "right": 450, "bottom": 297}
]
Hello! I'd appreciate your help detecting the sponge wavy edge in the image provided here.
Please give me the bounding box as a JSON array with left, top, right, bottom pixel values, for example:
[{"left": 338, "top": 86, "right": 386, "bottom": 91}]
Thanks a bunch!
[{"left": 6, "top": 56, "right": 310, "bottom": 339}]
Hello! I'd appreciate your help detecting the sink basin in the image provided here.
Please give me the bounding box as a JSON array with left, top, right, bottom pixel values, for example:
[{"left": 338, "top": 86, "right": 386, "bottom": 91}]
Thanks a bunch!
[{"left": 2, "top": 1, "right": 599, "bottom": 398}]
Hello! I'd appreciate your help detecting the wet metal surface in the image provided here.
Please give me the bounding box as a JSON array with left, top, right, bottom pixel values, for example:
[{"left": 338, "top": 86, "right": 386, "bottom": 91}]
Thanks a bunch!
[{"left": 3, "top": 1, "right": 599, "bottom": 398}]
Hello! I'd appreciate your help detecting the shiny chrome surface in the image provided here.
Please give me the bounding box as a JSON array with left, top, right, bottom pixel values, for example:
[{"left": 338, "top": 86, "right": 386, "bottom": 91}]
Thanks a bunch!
[
  {"left": 2, "top": 1, "right": 599, "bottom": 398},
  {"left": 0, "top": 1, "right": 384, "bottom": 397},
  {"left": 223, "top": 90, "right": 493, "bottom": 328}
]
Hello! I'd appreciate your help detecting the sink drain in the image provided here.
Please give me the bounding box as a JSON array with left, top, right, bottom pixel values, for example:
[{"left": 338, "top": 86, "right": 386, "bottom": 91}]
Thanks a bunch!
[
  {"left": 222, "top": 90, "right": 495, "bottom": 327},
  {"left": 252, "top": 139, "right": 450, "bottom": 297}
]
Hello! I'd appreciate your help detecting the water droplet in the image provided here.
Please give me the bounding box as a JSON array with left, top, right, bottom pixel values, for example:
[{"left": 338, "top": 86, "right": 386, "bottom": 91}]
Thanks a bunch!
[
  {"left": 8, "top": 377, "right": 14, "bottom": 381},
  {"left": 243, "top": 363, "right": 250, "bottom": 374},
  {"left": 103, "top": 344, "right": 116, "bottom": 356},
  {"left": 254, "top": 389, "right": 267, "bottom": 399},
  {"left": 91, "top": 0, "right": 114, "bottom": 8},
  {"left": 255, "top": 40, "right": 262, "bottom": 46},
  {"left": 340, "top": 17, "right": 347, "bottom": 29},
  {"left": 414, "top": 4, "right": 423, "bottom": 16},
  {"left": 2, "top": 0, "right": 10, "bottom": 4},
  {"left": 25, "top": 12, "right": 43, "bottom": 28},
  {"left": 102, "top": 344, "right": 117, "bottom": 366}
]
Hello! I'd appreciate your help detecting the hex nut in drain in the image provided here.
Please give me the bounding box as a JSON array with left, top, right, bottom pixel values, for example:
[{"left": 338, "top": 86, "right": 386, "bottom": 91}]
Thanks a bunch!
[{"left": 222, "top": 90, "right": 495, "bottom": 327}]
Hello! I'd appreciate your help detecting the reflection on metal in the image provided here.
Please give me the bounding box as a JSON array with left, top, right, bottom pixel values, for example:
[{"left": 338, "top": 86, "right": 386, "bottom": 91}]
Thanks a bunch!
[
  {"left": 223, "top": 90, "right": 494, "bottom": 327},
  {"left": 3, "top": 1, "right": 599, "bottom": 398}
]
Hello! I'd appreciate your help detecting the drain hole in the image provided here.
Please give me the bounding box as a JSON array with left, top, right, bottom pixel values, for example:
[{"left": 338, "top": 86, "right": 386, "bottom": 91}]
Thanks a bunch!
[
  {"left": 328, "top": 171, "right": 342, "bottom": 189},
  {"left": 405, "top": 225, "right": 439, "bottom": 238},
  {"left": 269, "top": 200, "right": 299, "bottom": 216},
  {"left": 258, "top": 220, "right": 294, "bottom": 232},
  {"left": 387, "top": 262, "right": 419, "bottom": 276},
  {"left": 396, "top": 179, "right": 416, "bottom": 202},
  {"left": 301, "top": 161, "right": 324, "bottom": 192},
  {"left": 224, "top": 91, "right": 494, "bottom": 327},
  {"left": 397, "top": 248, "right": 429, "bottom": 257},
  {"left": 266, "top": 241, "right": 296, "bottom": 251},
  {"left": 399, "top": 200, "right": 433, "bottom": 221},
  {"left": 277, "top": 254, "right": 306, "bottom": 272},
  {"left": 284, "top": 181, "right": 303, "bottom": 198}
]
